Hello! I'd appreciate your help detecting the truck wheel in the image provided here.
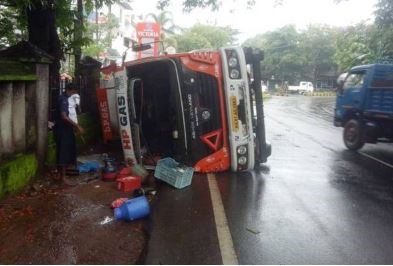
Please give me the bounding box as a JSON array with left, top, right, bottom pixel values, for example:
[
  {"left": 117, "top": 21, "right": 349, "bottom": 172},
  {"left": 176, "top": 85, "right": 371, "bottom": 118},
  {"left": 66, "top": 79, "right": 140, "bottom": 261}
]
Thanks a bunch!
[{"left": 343, "top": 119, "right": 365, "bottom": 151}]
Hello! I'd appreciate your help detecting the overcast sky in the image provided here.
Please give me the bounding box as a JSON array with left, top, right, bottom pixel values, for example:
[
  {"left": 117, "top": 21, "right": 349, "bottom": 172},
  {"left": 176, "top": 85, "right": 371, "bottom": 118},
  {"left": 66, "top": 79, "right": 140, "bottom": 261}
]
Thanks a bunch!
[{"left": 131, "top": 0, "right": 377, "bottom": 43}]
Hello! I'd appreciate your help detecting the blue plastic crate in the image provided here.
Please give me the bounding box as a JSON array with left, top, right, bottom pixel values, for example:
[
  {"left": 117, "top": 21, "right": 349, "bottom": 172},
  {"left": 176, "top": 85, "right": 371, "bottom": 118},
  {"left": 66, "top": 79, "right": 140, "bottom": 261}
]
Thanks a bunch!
[{"left": 154, "top": 158, "right": 194, "bottom": 189}]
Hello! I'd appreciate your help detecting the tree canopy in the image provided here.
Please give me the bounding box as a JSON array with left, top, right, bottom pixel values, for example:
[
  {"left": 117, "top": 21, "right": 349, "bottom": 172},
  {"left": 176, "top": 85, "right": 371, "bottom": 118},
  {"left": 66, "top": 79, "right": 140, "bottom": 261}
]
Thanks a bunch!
[
  {"left": 165, "top": 24, "right": 238, "bottom": 52},
  {"left": 0, "top": 0, "right": 392, "bottom": 82},
  {"left": 243, "top": 0, "right": 393, "bottom": 84}
]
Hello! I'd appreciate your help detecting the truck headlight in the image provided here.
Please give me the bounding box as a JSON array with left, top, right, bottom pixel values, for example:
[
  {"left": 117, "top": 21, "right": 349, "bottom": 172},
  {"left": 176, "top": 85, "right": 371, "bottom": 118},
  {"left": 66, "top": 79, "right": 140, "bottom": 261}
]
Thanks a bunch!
[
  {"left": 237, "top": 145, "right": 247, "bottom": 155},
  {"left": 230, "top": 69, "right": 240, "bottom": 79},
  {"left": 238, "top": 156, "right": 247, "bottom": 165},
  {"left": 228, "top": 57, "right": 238, "bottom": 68},
  {"left": 225, "top": 49, "right": 242, "bottom": 80}
]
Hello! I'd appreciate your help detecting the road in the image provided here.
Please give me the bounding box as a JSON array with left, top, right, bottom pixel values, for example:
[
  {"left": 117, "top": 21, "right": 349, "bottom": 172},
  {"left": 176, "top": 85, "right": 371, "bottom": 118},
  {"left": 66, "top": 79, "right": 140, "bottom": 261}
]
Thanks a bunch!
[{"left": 145, "top": 96, "right": 393, "bottom": 264}]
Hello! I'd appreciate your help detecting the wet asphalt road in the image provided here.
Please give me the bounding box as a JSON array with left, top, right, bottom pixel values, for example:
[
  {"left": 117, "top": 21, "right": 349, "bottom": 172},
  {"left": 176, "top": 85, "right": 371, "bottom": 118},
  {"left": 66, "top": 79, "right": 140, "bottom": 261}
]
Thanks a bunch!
[{"left": 146, "top": 95, "right": 393, "bottom": 264}]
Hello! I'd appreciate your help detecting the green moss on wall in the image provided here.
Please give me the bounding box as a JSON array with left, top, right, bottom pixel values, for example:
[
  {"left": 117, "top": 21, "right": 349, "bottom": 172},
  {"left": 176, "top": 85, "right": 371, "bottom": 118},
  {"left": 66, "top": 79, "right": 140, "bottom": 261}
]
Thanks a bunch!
[
  {"left": 0, "top": 153, "right": 38, "bottom": 199},
  {"left": 0, "top": 171, "right": 4, "bottom": 199}
]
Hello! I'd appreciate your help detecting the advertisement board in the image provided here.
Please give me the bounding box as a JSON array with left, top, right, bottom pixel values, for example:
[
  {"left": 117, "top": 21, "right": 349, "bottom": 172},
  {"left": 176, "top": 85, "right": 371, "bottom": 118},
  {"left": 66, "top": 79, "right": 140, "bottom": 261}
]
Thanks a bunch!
[
  {"left": 136, "top": 22, "right": 161, "bottom": 59},
  {"left": 96, "top": 88, "right": 113, "bottom": 143}
]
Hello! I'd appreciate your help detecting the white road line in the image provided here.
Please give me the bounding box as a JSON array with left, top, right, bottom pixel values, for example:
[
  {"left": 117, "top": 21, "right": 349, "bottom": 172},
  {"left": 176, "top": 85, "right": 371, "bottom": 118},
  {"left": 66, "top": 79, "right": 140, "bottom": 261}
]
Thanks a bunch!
[
  {"left": 359, "top": 151, "right": 393, "bottom": 169},
  {"left": 207, "top": 173, "right": 239, "bottom": 265}
]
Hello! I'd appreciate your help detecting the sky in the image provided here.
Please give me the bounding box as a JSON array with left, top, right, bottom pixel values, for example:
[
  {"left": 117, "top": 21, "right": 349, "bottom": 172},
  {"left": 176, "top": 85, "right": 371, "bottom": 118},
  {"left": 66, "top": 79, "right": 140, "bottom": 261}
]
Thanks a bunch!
[{"left": 130, "top": 0, "right": 378, "bottom": 43}]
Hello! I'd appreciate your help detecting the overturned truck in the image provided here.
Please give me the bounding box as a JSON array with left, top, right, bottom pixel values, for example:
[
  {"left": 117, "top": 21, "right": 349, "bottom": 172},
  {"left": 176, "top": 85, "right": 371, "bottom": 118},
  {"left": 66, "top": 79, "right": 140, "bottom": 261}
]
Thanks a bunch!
[{"left": 100, "top": 47, "right": 271, "bottom": 173}]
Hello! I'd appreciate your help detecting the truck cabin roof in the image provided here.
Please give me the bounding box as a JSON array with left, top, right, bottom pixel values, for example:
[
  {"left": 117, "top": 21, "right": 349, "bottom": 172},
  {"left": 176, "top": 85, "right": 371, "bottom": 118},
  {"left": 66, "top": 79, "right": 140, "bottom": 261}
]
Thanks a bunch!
[{"left": 350, "top": 63, "right": 393, "bottom": 72}]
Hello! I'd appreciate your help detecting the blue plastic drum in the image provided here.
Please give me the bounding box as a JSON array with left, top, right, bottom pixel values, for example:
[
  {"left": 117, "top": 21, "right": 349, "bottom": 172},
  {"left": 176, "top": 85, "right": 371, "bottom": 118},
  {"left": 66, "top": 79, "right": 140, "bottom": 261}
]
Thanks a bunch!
[{"left": 114, "top": 196, "right": 150, "bottom": 221}]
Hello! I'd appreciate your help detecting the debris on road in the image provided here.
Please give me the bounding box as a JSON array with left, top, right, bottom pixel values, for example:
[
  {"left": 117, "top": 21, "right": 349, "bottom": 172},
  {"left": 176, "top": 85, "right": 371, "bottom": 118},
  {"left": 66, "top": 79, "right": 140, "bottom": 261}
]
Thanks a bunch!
[
  {"left": 78, "top": 161, "right": 100, "bottom": 173},
  {"left": 131, "top": 164, "right": 149, "bottom": 181},
  {"left": 154, "top": 157, "right": 194, "bottom": 189},
  {"left": 114, "top": 196, "right": 150, "bottom": 221},
  {"left": 102, "top": 155, "right": 118, "bottom": 181},
  {"left": 133, "top": 187, "right": 157, "bottom": 197},
  {"left": 111, "top": 198, "right": 129, "bottom": 209},
  {"left": 117, "top": 166, "right": 132, "bottom": 179},
  {"left": 117, "top": 176, "right": 142, "bottom": 193},
  {"left": 0, "top": 180, "right": 148, "bottom": 264},
  {"left": 99, "top": 216, "right": 114, "bottom": 225},
  {"left": 246, "top": 227, "right": 261, "bottom": 235},
  {"left": 77, "top": 153, "right": 106, "bottom": 168}
]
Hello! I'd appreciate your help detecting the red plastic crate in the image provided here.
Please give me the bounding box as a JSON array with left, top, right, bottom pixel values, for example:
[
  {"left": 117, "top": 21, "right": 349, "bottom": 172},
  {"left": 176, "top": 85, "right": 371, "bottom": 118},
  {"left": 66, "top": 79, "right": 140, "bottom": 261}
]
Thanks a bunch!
[{"left": 117, "top": 176, "right": 141, "bottom": 193}]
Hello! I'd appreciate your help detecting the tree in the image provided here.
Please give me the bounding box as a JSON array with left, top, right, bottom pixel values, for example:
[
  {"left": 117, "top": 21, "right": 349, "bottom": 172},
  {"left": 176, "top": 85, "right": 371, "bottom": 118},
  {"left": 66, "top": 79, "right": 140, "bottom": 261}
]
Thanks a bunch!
[
  {"left": 374, "top": 0, "right": 393, "bottom": 58},
  {"left": 244, "top": 25, "right": 304, "bottom": 83},
  {"left": 333, "top": 23, "right": 376, "bottom": 72},
  {"left": 171, "top": 24, "right": 239, "bottom": 52},
  {"left": 156, "top": 0, "right": 256, "bottom": 11},
  {"left": 0, "top": 0, "right": 253, "bottom": 74},
  {"left": 0, "top": 4, "right": 26, "bottom": 47},
  {"left": 0, "top": 0, "right": 129, "bottom": 81},
  {"left": 83, "top": 13, "right": 120, "bottom": 58},
  {"left": 244, "top": 24, "right": 340, "bottom": 85},
  {"left": 332, "top": 0, "right": 393, "bottom": 71},
  {"left": 299, "top": 25, "right": 338, "bottom": 82},
  {"left": 145, "top": 11, "right": 181, "bottom": 35},
  {"left": 171, "top": 30, "right": 211, "bottom": 52}
]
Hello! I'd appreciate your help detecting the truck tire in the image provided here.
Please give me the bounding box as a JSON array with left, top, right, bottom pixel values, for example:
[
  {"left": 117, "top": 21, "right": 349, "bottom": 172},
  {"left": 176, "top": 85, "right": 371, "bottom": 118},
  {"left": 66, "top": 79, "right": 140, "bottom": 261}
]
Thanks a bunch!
[{"left": 343, "top": 119, "right": 365, "bottom": 151}]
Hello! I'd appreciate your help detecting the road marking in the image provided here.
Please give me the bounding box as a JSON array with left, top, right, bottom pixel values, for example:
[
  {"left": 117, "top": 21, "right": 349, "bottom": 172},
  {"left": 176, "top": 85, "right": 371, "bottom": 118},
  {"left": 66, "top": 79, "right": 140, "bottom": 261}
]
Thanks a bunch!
[
  {"left": 359, "top": 151, "right": 393, "bottom": 169},
  {"left": 207, "top": 173, "right": 239, "bottom": 265}
]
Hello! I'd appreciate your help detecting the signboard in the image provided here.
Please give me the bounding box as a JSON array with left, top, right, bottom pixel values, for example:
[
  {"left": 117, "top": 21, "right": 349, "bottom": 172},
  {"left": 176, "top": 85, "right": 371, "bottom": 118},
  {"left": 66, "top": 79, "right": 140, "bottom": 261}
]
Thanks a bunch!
[
  {"left": 96, "top": 88, "right": 113, "bottom": 143},
  {"left": 115, "top": 69, "right": 137, "bottom": 166},
  {"left": 136, "top": 22, "right": 161, "bottom": 59}
]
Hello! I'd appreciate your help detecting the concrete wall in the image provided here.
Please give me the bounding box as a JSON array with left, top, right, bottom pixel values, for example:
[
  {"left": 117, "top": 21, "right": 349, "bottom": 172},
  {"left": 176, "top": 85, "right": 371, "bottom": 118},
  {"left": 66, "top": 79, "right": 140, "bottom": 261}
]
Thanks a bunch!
[
  {"left": 12, "top": 82, "right": 26, "bottom": 151},
  {"left": 0, "top": 83, "right": 14, "bottom": 156},
  {"left": 0, "top": 43, "right": 51, "bottom": 199},
  {"left": 0, "top": 81, "right": 37, "bottom": 199},
  {"left": 0, "top": 82, "right": 30, "bottom": 158}
]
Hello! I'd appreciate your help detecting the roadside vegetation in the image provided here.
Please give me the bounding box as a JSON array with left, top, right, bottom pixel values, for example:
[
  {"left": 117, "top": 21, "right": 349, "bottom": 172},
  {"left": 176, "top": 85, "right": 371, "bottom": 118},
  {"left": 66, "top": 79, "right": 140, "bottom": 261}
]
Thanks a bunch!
[{"left": 0, "top": 0, "right": 391, "bottom": 84}]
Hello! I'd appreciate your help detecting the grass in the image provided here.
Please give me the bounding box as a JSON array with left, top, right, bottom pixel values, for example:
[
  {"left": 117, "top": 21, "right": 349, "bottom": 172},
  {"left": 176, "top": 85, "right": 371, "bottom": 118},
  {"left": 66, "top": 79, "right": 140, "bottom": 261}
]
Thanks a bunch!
[{"left": 0, "top": 153, "right": 38, "bottom": 198}]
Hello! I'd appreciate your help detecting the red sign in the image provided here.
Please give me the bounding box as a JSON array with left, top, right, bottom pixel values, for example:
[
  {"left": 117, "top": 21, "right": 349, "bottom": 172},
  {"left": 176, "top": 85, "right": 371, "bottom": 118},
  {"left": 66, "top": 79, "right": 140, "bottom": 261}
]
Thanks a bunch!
[
  {"left": 136, "top": 22, "right": 161, "bottom": 59},
  {"left": 96, "top": 88, "right": 113, "bottom": 143}
]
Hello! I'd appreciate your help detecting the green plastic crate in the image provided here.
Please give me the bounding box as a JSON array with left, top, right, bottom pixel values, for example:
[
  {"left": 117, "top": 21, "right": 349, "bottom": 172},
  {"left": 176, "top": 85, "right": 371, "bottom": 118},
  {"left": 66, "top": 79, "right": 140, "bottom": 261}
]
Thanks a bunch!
[{"left": 154, "top": 158, "right": 194, "bottom": 189}]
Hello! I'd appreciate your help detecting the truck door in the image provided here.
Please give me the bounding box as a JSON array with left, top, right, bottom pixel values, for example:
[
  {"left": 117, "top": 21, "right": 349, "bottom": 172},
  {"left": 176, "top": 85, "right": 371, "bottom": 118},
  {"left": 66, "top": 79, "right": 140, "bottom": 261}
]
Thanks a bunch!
[{"left": 336, "top": 70, "right": 367, "bottom": 120}]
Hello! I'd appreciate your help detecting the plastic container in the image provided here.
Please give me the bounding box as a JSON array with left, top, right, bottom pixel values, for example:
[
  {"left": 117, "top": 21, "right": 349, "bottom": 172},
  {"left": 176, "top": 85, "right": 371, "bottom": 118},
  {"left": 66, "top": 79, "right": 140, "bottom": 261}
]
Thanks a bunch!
[
  {"left": 114, "top": 196, "right": 150, "bottom": 221},
  {"left": 154, "top": 158, "right": 194, "bottom": 189},
  {"left": 103, "top": 157, "right": 117, "bottom": 173},
  {"left": 117, "top": 176, "right": 141, "bottom": 192},
  {"left": 116, "top": 166, "right": 132, "bottom": 180},
  {"left": 78, "top": 161, "right": 100, "bottom": 173}
]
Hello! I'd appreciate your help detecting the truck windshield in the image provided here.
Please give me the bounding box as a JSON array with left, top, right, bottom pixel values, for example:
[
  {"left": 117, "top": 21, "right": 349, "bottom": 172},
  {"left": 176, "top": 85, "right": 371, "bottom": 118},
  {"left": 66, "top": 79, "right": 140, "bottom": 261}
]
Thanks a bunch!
[{"left": 343, "top": 71, "right": 366, "bottom": 90}]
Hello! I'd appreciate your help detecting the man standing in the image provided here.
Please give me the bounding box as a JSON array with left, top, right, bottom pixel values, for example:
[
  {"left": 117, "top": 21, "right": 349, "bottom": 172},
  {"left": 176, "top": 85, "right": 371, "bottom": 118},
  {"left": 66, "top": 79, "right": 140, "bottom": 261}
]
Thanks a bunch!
[{"left": 54, "top": 83, "right": 84, "bottom": 182}]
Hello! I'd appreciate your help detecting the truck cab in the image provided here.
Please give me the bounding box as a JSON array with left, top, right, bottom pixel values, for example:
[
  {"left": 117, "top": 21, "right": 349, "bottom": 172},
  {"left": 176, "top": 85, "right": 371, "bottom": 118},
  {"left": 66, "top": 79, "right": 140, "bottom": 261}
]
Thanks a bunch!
[
  {"left": 288, "top": 81, "right": 314, "bottom": 94},
  {"left": 299, "top": 81, "right": 314, "bottom": 93},
  {"left": 100, "top": 47, "right": 271, "bottom": 172},
  {"left": 334, "top": 63, "right": 393, "bottom": 150}
]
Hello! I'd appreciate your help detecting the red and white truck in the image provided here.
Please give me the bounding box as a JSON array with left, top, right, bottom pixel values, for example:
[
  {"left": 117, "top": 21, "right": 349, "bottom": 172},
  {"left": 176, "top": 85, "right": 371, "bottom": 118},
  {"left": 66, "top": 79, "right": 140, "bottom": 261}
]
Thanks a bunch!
[{"left": 99, "top": 46, "right": 271, "bottom": 172}]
